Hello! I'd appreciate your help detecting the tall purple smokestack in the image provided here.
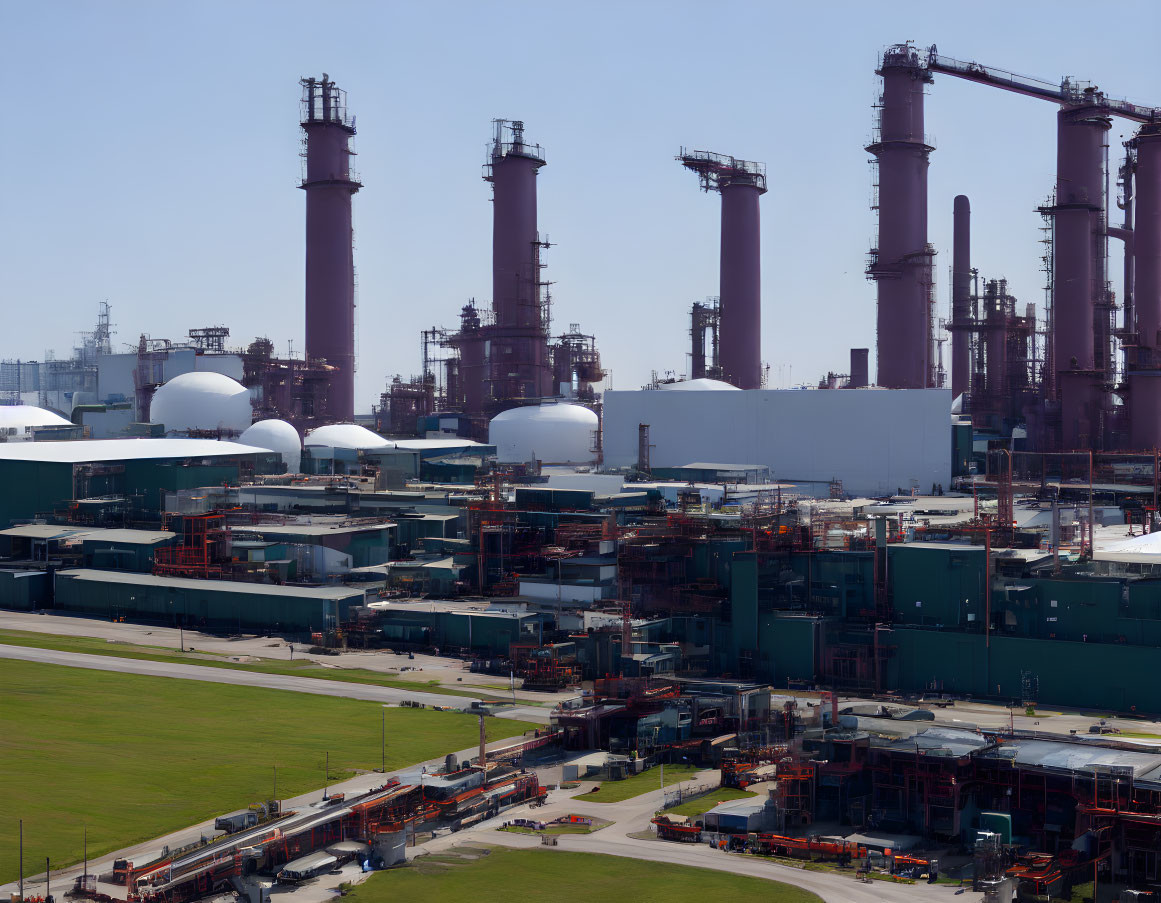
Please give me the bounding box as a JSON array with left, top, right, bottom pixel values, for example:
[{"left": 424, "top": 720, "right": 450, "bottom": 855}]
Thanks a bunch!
[
  {"left": 849, "top": 348, "right": 869, "bottom": 388},
  {"left": 867, "top": 45, "right": 935, "bottom": 389},
  {"left": 951, "top": 196, "right": 971, "bottom": 399},
  {"left": 720, "top": 180, "right": 763, "bottom": 389},
  {"left": 679, "top": 150, "right": 767, "bottom": 389},
  {"left": 301, "top": 74, "right": 360, "bottom": 421},
  {"left": 1134, "top": 126, "right": 1161, "bottom": 359},
  {"left": 1051, "top": 103, "right": 1110, "bottom": 448},
  {"left": 485, "top": 120, "right": 551, "bottom": 401},
  {"left": 1129, "top": 124, "right": 1161, "bottom": 450}
]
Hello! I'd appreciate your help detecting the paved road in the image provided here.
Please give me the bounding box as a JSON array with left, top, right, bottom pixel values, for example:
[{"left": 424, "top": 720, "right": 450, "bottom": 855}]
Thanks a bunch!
[
  {"left": 0, "top": 610, "right": 566, "bottom": 704},
  {"left": 0, "top": 643, "right": 548, "bottom": 723}
]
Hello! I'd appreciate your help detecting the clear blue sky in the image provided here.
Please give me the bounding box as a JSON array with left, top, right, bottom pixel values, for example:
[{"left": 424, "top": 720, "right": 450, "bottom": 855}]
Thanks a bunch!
[{"left": 1, "top": 1, "right": 1157, "bottom": 411}]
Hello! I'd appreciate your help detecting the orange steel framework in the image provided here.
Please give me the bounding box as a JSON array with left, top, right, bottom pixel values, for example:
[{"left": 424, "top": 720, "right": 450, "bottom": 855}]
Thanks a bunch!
[{"left": 153, "top": 512, "right": 230, "bottom": 579}]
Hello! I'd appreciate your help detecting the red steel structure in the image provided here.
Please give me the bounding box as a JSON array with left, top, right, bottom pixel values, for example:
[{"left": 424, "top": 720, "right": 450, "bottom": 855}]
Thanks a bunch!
[
  {"left": 300, "top": 75, "right": 361, "bottom": 422},
  {"left": 679, "top": 150, "right": 767, "bottom": 390}
]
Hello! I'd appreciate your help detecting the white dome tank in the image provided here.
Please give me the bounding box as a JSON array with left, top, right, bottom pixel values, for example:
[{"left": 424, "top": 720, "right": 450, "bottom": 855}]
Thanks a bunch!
[
  {"left": 490, "top": 403, "right": 598, "bottom": 465},
  {"left": 304, "top": 423, "right": 392, "bottom": 451},
  {"left": 0, "top": 404, "right": 73, "bottom": 441},
  {"left": 240, "top": 419, "right": 302, "bottom": 473},
  {"left": 657, "top": 378, "right": 741, "bottom": 391},
  {"left": 150, "top": 372, "right": 252, "bottom": 434}
]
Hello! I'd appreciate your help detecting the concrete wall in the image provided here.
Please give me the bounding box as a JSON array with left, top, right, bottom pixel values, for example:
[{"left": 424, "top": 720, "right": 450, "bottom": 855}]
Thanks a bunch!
[{"left": 603, "top": 387, "right": 951, "bottom": 497}]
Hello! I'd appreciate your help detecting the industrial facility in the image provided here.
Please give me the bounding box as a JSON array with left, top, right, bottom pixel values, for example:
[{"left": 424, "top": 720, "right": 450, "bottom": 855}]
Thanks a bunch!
[{"left": 5, "top": 37, "right": 1161, "bottom": 903}]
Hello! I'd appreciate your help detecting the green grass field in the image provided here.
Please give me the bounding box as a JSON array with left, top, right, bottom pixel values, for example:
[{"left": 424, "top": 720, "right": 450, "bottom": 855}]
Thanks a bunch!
[
  {"left": 0, "top": 659, "right": 535, "bottom": 884},
  {"left": 0, "top": 629, "right": 514, "bottom": 701},
  {"left": 661, "top": 787, "right": 755, "bottom": 818},
  {"left": 351, "top": 847, "right": 823, "bottom": 902},
  {"left": 583, "top": 764, "right": 700, "bottom": 803}
]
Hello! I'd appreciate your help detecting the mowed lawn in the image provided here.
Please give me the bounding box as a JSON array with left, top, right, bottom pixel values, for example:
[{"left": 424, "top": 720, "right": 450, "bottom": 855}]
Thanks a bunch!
[
  {"left": 353, "top": 847, "right": 824, "bottom": 903},
  {"left": 0, "top": 659, "right": 535, "bottom": 884},
  {"left": 583, "top": 764, "right": 701, "bottom": 803},
  {"left": 663, "top": 787, "right": 756, "bottom": 818}
]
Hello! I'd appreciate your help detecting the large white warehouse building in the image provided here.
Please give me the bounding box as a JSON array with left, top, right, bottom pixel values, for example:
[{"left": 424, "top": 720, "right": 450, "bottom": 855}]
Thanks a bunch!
[{"left": 602, "top": 387, "right": 951, "bottom": 497}]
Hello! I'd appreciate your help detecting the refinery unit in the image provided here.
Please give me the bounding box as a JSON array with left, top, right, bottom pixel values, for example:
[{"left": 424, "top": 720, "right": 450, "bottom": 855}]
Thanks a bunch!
[{"left": 6, "top": 40, "right": 1161, "bottom": 903}]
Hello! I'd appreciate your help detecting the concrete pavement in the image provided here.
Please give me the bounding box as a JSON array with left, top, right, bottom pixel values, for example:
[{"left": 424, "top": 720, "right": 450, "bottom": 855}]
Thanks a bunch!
[
  {"left": 0, "top": 643, "right": 549, "bottom": 723},
  {"left": 0, "top": 611, "right": 567, "bottom": 705}
]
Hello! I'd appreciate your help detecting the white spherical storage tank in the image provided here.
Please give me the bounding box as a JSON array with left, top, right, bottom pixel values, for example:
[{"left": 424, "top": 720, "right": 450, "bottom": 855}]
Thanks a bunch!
[
  {"left": 150, "top": 372, "right": 253, "bottom": 434},
  {"left": 240, "top": 419, "right": 302, "bottom": 473},
  {"left": 304, "top": 423, "right": 392, "bottom": 451},
  {"left": 0, "top": 404, "right": 73, "bottom": 441},
  {"left": 490, "top": 403, "right": 598, "bottom": 465}
]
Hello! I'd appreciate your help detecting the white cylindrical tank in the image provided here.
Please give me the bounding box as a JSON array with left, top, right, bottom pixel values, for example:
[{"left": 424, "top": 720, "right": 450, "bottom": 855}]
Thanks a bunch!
[
  {"left": 150, "top": 372, "right": 252, "bottom": 434},
  {"left": 489, "top": 403, "right": 598, "bottom": 465},
  {"left": 240, "top": 419, "right": 302, "bottom": 473},
  {"left": 0, "top": 404, "right": 73, "bottom": 441},
  {"left": 304, "top": 423, "right": 392, "bottom": 451}
]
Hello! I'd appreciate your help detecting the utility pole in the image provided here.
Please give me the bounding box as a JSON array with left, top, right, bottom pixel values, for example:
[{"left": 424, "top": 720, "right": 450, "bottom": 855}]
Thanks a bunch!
[
  {"left": 381, "top": 707, "right": 386, "bottom": 773},
  {"left": 324, "top": 751, "right": 329, "bottom": 799},
  {"left": 19, "top": 819, "right": 23, "bottom": 903},
  {"left": 273, "top": 765, "right": 277, "bottom": 808}
]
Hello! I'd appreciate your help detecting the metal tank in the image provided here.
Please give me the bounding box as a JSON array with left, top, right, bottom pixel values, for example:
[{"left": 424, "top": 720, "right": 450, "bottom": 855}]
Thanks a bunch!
[
  {"left": 867, "top": 45, "right": 935, "bottom": 389},
  {"left": 1052, "top": 102, "right": 1110, "bottom": 448},
  {"left": 678, "top": 151, "right": 767, "bottom": 390},
  {"left": 300, "top": 75, "right": 361, "bottom": 421},
  {"left": 951, "top": 196, "right": 972, "bottom": 399}
]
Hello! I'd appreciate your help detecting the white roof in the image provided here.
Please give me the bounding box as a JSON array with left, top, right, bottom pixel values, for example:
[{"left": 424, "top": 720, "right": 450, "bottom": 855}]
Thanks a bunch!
[
  {"left": 656, "top": 378, "right": 741, "bottom": 392},
  {"left": 0, "top": 405, "right": 73, "bottom": 428},
  {"left": 305, "top": 423, "right": 392, "bottom": 450},
  {"left": 390, "top": 438, "right": 487, "bottom": 450},
  {"left": 0, "top": 438, "right": 274, "bottom": 464}
]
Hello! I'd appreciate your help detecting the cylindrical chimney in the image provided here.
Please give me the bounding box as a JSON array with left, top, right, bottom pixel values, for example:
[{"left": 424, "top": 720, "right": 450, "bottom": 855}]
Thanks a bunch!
[
  {"left": 720, "top": 182, "right": 763, "bottom": 389},
  {"left": 301, "top": 76, "right": 361, "bottom": 422},
  {"left": 868, "top": 46, "right": 935, "bottom": 389},
  {"left": 485, "top": 121, "right": 551, "bottom": 402},
  {"left": 1053, "top": 104, "right": 1110, "bottom": 449},
  {"left": 1134, "top": 125, "right": 1161, "bottom": 358},
  {"left": 951, "top": 196, "right": 971, "bottom": 399},
  {"left": 850, "top": 348, "right": 869, "bottom": 388}
]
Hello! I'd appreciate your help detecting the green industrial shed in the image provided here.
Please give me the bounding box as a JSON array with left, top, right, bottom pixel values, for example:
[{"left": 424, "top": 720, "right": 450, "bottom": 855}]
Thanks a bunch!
[
  {"left": 54, "top": 569, "right": 365, "bottom": 634},
  {"left": 0, "top": 438, "right": 281, "bottom": 527}
]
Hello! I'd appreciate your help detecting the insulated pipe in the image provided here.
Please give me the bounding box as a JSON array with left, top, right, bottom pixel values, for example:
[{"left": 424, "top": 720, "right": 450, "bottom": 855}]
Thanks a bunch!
[
  {"left": 719, "top": 182, "right": 763, "bottom": 389},
  {"left": 951, "top": 195, "right": 972, "bottom": 399},
  {"left": 302, "top": 79, "right": 360, "bottom": 422},
  {"left": 869, "top": 47, "right": 934, "bottom": 388},
  {"left": 1053, "top": 104, "right": 1110, "bottom": 448}
]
